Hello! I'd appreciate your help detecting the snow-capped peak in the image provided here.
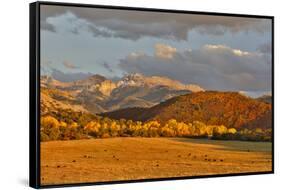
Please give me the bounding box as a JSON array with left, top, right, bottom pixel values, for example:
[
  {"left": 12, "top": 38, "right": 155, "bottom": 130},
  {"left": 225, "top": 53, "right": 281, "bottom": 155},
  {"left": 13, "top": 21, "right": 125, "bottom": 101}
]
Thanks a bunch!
[{"left": 117, "top": 73, "right": 145, "bottom": 87}]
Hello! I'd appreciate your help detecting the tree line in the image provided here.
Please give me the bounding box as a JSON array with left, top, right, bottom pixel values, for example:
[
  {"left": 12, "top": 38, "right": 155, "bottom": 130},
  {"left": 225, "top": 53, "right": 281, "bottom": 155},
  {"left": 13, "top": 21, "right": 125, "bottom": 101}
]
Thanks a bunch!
[{"left": 40, "top": 109, "right": 271, "bottom": 142}]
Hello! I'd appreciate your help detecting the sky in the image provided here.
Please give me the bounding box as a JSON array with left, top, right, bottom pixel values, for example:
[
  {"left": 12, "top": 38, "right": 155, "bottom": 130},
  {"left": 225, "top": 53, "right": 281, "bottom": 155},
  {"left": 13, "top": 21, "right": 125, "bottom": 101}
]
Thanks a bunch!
[{"left": 40, "top": 5, "right": 272, "bottom": 93}]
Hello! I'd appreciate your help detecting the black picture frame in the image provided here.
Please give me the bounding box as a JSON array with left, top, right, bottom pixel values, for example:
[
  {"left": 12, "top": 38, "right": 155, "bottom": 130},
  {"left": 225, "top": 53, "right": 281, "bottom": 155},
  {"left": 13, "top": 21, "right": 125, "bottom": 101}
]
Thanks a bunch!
[{"left": 29, "top": 1, "right": 274, "bottom": 189}]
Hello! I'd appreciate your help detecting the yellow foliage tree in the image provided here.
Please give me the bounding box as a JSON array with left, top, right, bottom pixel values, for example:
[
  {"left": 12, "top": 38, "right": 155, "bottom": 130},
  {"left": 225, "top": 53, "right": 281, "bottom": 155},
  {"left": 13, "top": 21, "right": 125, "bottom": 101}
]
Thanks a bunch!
[
  {"left": 41, "top": 116, "right": 59, "bottom": 129},
  {"left": 228, "top": 128, "right": 237, "bottom": 134},
  {"left": 84, "top": 121, "right": 101, "bottom": 137},
  {"left": 41, "top": 116, "right": 60, "bottom": 140},
  {"left": 213, "top": 125, "right": 228, "bottom": 135}
]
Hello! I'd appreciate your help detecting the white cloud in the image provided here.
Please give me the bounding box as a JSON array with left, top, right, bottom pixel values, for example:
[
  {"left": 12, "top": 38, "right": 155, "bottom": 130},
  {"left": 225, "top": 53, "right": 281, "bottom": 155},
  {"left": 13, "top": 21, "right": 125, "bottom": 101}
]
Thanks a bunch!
[
  {"left": 119, "top": 44, "right": 271, "bottom": 91},
  {"left": 155, "top": 43, "right": 177, "bottom": 59},
  {"left": 128, "top": 52, "right": 146, "bottom": 59},
  {"left": 203, "top": 44, "right": 251, "bottom": 56},
  {"left": 232, "top": 49, "right": 250, "bottom": 56}
]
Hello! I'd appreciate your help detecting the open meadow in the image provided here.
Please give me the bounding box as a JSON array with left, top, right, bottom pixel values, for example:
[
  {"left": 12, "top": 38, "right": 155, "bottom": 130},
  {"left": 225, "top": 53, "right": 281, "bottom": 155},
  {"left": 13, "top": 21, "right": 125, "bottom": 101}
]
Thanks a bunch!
[{"left": 41, "top": 137, "right": 272, "bottom": 185}]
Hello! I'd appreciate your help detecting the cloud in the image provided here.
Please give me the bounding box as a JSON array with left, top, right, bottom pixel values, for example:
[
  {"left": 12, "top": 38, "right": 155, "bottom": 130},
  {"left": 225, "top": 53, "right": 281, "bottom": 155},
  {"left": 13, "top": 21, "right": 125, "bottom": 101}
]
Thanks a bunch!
[
  {"left": 41, "top": 59, "right": 53, "bottom": 67},
  {"left": 102, "top": 62, "right": 113, "bottom": 73},
  {"left": 155, "top": 43, "right": 177, "bottom": 59},
  {"left": 51, "top": 69, "right": 93, "bottom": 82},
  {"left": 63, "top": 60, "right": 79, "bottom": 69},
  {"left": 41, "top": 21, "right": 56, "bottom": 32},
  {"left": 41, "top": 59, "right": 54, "bottom": 75},
  {"left": 257, "top": 42, "right": 272, "bottom": 54},
  {"left": 118, "top": 43, "right": 271, "bottom": 91},
  {"left": 41, "top": 5, "right": 271, "bottom": 41},
  {"left": 256, "top": 42, "right": 272, "bottom": 64},
  {"left": 203, "top": 44, "right": 251, "bottom": 56}
]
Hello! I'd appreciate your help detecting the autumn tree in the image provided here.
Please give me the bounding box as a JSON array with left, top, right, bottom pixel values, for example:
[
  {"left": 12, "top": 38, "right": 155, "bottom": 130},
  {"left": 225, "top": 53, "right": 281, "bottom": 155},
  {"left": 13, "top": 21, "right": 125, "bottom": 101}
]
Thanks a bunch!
[{"left": 41, "top": 116, "right": 60, "bottom": 141}]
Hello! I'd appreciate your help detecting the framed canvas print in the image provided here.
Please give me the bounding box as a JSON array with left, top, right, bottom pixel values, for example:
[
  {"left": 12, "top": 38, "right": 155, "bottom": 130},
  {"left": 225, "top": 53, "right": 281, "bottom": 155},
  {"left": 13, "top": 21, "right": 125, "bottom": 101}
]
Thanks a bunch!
[{"left": 29, "top": 1, "right": 274, "bottom": 188}]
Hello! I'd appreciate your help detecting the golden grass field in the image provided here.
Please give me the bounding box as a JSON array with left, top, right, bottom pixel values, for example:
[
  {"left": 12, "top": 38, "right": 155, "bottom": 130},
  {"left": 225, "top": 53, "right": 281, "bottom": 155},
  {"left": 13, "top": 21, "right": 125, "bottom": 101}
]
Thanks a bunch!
[{"left": 41, "top": 138, "right": 272, "bottom": 185}]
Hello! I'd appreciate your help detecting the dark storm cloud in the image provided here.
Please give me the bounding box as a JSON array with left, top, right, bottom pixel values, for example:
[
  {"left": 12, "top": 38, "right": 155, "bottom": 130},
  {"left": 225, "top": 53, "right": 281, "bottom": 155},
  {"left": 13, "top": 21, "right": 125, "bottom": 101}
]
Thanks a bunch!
[
  {"left": 41, "top": 5, "right": 271, "bottom": 41},
  {"left": 51, "top": 69, "right": 93, "bottom": 82},
  {"left": 118, "top": 44, "right": 271, "bottom": 91}
]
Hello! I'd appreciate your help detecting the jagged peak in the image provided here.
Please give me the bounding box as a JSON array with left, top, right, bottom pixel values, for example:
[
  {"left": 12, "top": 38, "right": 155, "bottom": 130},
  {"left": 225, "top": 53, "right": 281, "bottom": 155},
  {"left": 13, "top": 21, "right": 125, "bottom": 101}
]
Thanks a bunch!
[
  {"left": 118, "top": 73, "right": 204, "bottom": 92},
  {"left": 122, "top": 73, "right": 144, "bottom": 80}
]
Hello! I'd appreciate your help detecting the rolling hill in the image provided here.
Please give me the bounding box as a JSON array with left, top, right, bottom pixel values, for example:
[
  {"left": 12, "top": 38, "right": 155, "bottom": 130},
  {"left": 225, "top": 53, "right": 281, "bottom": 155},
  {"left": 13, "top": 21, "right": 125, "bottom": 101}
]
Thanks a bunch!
[
  {"left": 101, "top": 91, "right": 272, "bottom": 130},
  {"left": 40, "top": 88, "right": 89, "bottom": 115},
  {"left": 256, "top": 95, "right": 272, "bottom": 104}
]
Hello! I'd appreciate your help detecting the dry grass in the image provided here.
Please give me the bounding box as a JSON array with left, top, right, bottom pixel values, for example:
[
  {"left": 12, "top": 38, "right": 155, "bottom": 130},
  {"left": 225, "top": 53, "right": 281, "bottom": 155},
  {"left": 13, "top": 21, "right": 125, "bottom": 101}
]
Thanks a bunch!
[{"left": 41, "top": 137, "right": 272, "bottom": 185}]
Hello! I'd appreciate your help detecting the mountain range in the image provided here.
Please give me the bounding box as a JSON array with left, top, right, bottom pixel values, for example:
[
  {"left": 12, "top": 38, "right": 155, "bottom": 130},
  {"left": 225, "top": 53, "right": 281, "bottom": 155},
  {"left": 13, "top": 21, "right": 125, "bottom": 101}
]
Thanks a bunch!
[
  {"left": 41, "top": 73, "right": 204, "bottom": 114},
  {"left": 41, "top": 73, "right": 272, "bottom": 130}
]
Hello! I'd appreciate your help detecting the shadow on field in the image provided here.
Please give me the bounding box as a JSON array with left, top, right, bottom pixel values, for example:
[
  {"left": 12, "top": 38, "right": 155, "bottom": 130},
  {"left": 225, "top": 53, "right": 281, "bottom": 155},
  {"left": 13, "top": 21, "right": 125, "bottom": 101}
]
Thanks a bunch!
[{"left": 171, "top": 138, "right": 272, "bottom": 153}]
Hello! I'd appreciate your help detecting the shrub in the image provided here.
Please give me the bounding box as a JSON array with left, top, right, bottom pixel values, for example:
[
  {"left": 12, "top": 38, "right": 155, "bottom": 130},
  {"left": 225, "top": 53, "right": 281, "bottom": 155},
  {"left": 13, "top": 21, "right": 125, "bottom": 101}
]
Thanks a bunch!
[{"left": 40, "top": 131, "right": 50, "bottom": 142}]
